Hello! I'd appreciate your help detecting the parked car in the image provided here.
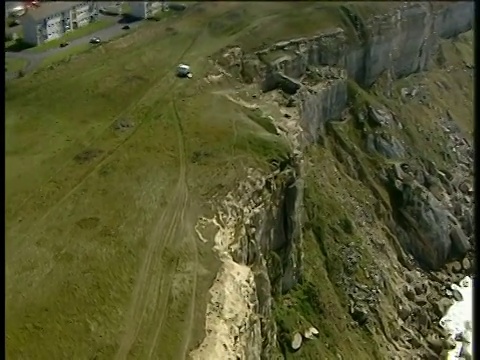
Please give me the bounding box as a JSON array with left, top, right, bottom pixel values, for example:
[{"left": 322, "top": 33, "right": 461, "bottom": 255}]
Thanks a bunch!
[
  {"left": 60, "top": 42, "right": 70, "bottom": 48},
  {"left": 169, "top": 3, "right": 187, "bottom": 11},
  {"left": 90, "top": 37, "right": 101, "bottom": 44},
  {"left": 122, "top": 25, "right": 130, "bottom": 30},
  {"left": 176, "top": 64, "right": 192, "bottom": 78}
]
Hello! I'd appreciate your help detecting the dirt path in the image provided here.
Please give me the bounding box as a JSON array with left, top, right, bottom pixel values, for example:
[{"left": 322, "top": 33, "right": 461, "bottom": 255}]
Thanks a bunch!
[
  {"left": 8, "top": 15, "right": 209, "bottom": 358},
  {"left": 115, "top": 95, "right": 196, "bottom": 360},
  {"left": 7, "top": 31, "right": 203, "bottom": 261},
  {"left": 115, "top": 33, "right": 204, "bottom": 360}
]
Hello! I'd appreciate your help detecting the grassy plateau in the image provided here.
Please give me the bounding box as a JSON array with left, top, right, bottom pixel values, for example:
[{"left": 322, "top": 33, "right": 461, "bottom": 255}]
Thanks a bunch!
[{"left": 5, "top": 1, "right": 474, "bottom": 359}]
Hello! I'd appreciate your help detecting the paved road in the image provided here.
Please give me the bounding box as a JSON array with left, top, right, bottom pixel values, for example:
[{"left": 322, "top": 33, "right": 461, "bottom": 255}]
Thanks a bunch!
[{"left": 5, "top": 15, "right": 143, "bottom": 80}]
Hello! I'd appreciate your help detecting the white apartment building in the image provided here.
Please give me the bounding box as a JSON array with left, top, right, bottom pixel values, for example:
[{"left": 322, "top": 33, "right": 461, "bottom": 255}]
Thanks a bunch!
[
  {"left": 22, "top": 1, "right": 99, "bottom": 46},
  {"left": 129, "top": 1, "right": 164, "bottom": 19}
]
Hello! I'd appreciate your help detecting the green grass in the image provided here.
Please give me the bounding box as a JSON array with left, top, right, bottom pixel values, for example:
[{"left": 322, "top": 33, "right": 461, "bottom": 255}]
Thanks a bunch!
[
  {"left": 5, "top": 2, "right": 474, "bottom": 359},
  {"left": 28, "top": 19, "right": 116, "bottom": 53},
  {"left": 267, "top": 26, "right": 474, "bottom": 360},
  {"left": 38, "top": 43, "right": 92, "bottom": 69},
  {"left": 36, "top": 30, "right": 136, "bottom": 72},
  {"left": 5, "top": 57, "right": 27, "bottom": 73},
  {"left": 5, "top": 5, "right": 290, "bottom": 359},
  {"left": 270, "top": 145, "right": 386, "bottom": 359}
]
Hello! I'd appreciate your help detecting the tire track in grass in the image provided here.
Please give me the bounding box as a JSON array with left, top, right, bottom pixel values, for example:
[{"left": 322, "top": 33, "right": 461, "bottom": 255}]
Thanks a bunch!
[
  {"left": 116, "top": 96, "right": 190, "bottom": 359},
  {"left": 8, "top": 31, "right": 203, "bottom": 262},
  {"left": 142, "top": 97, "right": 199, "bottom": 360}
]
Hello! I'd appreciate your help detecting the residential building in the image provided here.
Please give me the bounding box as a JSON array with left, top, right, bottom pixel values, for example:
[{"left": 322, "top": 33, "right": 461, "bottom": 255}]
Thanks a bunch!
[
  {"left": 22, "top": 1, "right": 99, "bottom": 46},
  {"left": 129, "top": 1, "right": 164, "bottom": 19}
]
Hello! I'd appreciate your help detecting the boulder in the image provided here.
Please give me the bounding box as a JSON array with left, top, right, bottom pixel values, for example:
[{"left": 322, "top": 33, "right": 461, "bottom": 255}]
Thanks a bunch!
[
  {"left": 401, "top": 191, "right": 451, "bottom": 269},
  {"left": 406, "top": 334, "right": 422, "bottom": 349},
  {"left": 448, "top": 261, "right": 463, "bottom": 274},
  {"left": 291, "top": 332, "right": 302, "bottom": 350},
  {"left": 458, "top": 181, "right": 472, "bottom": 194},
  {"left": 404, "top": 272, "right": 415, "bottom": 283},
  {"left": 366, "top": 132, "right": 406, "bottom": 159},
  {"left": 451, "top": 202, "right": 463, "bottom": 217},
  {"left": 385, "top": 165, "right": 455, "bottom": 269},
  {"left": 433, "top": 297, "right": 454, "bottom": 318},
  {"left": 426, "top": 334, "right": 443, "bottom": 354},
  {"left": 451, "top": 289, "right": 463, "bottom": 302},
  {"left": 350, "top": 303, "right": 369, "bottom": 326},
  {"left": 414, "top": 296, "right": 428, "bottom": 307},
  {"left": 368, "top": 106, "right": 393, "bottom": 127},
  {"left": 304, "top": 326, "right": 319, "bottom": 339},
  {"left": 443, "top": 337, "right": 457, "bottom": 350},
  {"left": 414, "top": 282, "right": 428, "bottom": 296},
  {"left": 397, "top": 304, "right": 411, "bottom": 321},
  {"left": 462, "top": 258, "right": 472, "bottom": 272},
  {"left": 459, "top": 210, "right": 473, "bottom": 237},
  {"left": 403, "top": 284, "right": 416, "bottom": 301},
  {"left": 449, "top": 226, "right": 471, "bottom": 257},
  {"left": 415, "top": 311, "right": 431, "bottom": 329}
]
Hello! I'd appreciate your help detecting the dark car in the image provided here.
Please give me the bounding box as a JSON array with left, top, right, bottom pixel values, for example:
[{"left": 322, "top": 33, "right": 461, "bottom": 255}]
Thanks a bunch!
[
  {"left": 122, "top": 25, "right": 130, "bottom": 30},
  {"left": 90, "top": 37, "right": 101, "bottom": 44},
  {"left": 8, "top": 19, "right": 20, "bottom": 28},
  {"left": 60, "top": 42, "right": 70, "bottom": 48},
  {"left": 169, "top": 3, "right": 187, "bottom": 11}
]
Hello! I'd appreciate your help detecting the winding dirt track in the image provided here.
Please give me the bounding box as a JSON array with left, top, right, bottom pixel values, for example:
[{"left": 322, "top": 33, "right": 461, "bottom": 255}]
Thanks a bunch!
[
  {"left": 8, "top": 28, "right": 203, "bottom": 359},
  {"left": 115, "top": 41, "right": 201, "bottom": 360},
  {"left": 8, "top": 31, "right": 203, "bottom": 262}
]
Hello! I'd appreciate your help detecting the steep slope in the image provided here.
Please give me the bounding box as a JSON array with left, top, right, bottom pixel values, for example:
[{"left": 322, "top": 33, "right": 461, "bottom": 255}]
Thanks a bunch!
[
  {"left": 192, "top": 2, "right": 474, "bottom": 359},
  {"left": 5, "top": 2, "right": 473, "bottom": 360}
]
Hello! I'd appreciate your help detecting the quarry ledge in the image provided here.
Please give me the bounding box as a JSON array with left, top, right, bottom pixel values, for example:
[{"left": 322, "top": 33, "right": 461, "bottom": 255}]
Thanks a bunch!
[{"left": 219, "top": 1, "right": 473, "bottom": 92}]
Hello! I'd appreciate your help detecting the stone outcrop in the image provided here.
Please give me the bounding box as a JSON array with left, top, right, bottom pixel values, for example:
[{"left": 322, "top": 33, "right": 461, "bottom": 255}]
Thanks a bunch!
[
  {"left": 224, "top": 0, "right": 474, "bottom": 270},
  {"left": 200, "top": 2, "right": 473, "bottom": 359},
  {"left": 254, "top": 2, "right": 472, "bottom": 86},
  {"left": 220, "top": 2, "right": 473, "bottom": 140},
  {"left": 191, "top": 161, "right": 304, "bottom": 359}
]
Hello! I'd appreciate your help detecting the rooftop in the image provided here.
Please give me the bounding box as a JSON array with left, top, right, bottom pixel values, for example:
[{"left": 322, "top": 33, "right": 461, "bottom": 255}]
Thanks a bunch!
[{"left": 25, "top": 2, "right": 83, "bottom": 22}]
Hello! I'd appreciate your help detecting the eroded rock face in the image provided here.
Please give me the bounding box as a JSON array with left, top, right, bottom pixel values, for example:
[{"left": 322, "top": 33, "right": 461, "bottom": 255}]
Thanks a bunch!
[
  {"left": 287, "top": 9, "right": 464, "bottom": 87},
  {"left": 222, "top": 2, "right": 473, "bottom": 142},
  {"left": 396, "top": 186, "right": 451, "bottom": 269},
  {"left": 298, "top": 79, "right": 348, "bottom": 142},
  {"left": 383, "top": 141, "right": 474, "bottom": 270},
  {"left": 206, "top": 2, "right": 473, "bottom": 359},
  {"left": 366, "top": 132, "right": 406, "bottom": 159}
]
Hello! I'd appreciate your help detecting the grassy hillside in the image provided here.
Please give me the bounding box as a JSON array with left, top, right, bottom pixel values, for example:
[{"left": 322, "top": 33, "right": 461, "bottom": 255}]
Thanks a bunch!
[
  {"left": 5, "top": 1, "right": 473, "bottom": 359},
  {"left": 5, "top": 4, "right": 290, "bottom": 359},
  {"left": 271, "top": 30, "right": 473, "bottom": 359}
]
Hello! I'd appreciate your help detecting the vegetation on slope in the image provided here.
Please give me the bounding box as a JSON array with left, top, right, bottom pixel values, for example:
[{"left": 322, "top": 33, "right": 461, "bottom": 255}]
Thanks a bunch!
[
  {"left": 272, "top": 30, "right": 473, "bottom": 359},
  {"left": 5, "top": 0, "right": 473, "bottom": 358},
  {"left": 5, "top": 5, "right": 289, "bottom": 359}
]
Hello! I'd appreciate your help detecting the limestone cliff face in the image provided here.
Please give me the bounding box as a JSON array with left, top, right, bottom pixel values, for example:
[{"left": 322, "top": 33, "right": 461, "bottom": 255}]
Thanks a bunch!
[
  {"left": 230, "top": 165, "right": 304, "bottom": 359},
  {"left": 223, "top": 1, "right": 473, "bottom": 141},
  {"left": 190, "top": 163, "right": 304, "bottom": 360},
  {"left": 200, "top": 2, "right": 473, "bottom": 359}
]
